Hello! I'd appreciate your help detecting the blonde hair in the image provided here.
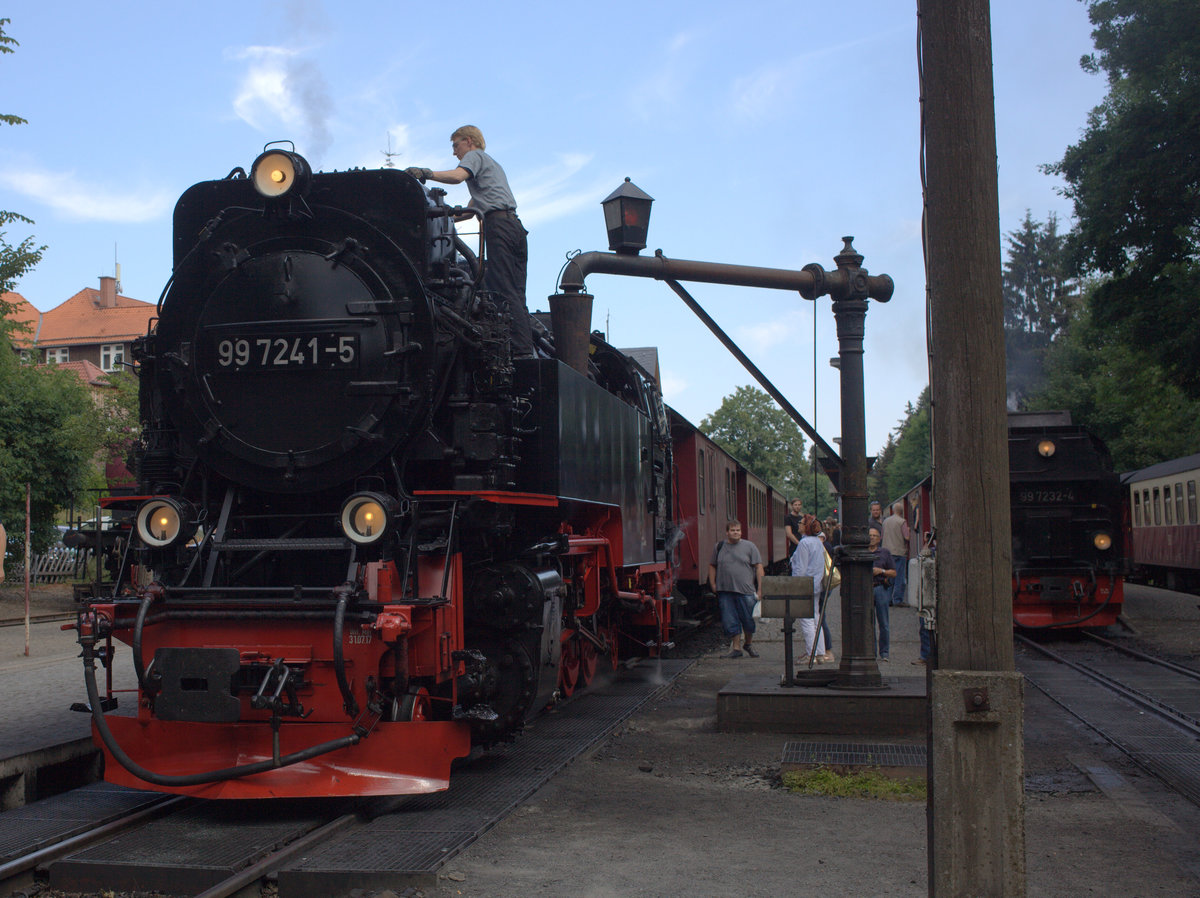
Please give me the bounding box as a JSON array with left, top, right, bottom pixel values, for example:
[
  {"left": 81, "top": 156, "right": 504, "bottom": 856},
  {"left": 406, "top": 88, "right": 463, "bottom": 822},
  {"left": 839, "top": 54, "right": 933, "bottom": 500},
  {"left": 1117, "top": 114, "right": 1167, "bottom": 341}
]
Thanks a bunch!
[{"left": 451, "top": 125, "right": 485, "bottom": 150}]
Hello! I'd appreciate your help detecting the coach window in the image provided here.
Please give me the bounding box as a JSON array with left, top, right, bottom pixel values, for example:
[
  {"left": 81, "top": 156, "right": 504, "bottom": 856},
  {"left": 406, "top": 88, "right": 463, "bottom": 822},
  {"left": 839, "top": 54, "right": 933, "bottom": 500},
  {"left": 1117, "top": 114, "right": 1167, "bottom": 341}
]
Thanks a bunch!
[
  {"left": 1133, "top": 491, "right": 1141, "bottom": 526},
  {"left": 1176, "top": 482, "right": 1185, "bottom": 523},
  {"left": 1153, "top": 487, "right": 1161, "bottom": 525},
  {"left": 1165, "top": 485, "right": 1173, "bottom": 524},
  {"left": 697, "top": 450, "right": 706, "bottom": 514},
  {"left": 1189, "top": 481, "right": 1197, "bottom": 524},
  {"left": 1144, "top": 489, "right": 1151, "bottom": 523},
  {"left": 709, "top": 455, "right": 715, "bottom": 512}
]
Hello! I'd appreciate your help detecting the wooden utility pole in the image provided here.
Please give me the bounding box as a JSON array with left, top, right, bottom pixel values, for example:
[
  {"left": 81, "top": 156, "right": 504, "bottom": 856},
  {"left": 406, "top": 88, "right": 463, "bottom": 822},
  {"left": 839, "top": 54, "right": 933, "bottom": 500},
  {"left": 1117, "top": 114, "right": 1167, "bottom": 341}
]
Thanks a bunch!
[{"left": 920, "top": 0, "right": 1026, "bottom": 894}]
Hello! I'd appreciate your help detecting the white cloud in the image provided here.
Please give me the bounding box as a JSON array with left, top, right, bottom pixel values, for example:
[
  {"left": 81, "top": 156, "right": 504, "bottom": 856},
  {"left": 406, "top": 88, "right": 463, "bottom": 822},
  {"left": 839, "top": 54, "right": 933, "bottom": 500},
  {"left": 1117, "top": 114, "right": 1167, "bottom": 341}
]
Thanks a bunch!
[
  {"left": 729, "top": 60, "right": 805, "bottom": 121},
  {"left": 736, "top": 318, "right": 795, "bottom": 354},
  {"left": 630, "top": 29, "right": 704, "bottom": 120},
  {"left": 660, "top": 369, "right": 688, "bottom": 403},
  {"left": 230, "top": 45, "right": 332, "bottom": 159},
  {"left": 0, "top": 168, "right": 172, "bottom": 223},
  {"left": 232, "top": 46, "right": 300, "bottom": 129},
  {"left": 514, "top": 153, "right": 604, "bottom": 227}
]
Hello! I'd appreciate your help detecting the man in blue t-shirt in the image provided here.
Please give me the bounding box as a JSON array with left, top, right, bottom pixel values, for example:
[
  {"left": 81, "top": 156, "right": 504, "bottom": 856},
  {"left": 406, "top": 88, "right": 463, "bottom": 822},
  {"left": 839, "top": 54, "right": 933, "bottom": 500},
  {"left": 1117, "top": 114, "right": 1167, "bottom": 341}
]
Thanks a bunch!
[{"left": 406, "top": 126, "right": 533, "bottom": 357}]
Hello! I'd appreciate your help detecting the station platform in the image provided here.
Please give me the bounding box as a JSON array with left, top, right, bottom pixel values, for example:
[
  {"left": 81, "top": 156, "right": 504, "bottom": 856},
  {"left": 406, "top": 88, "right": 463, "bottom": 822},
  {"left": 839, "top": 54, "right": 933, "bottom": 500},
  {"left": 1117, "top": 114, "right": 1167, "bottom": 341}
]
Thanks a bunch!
[
  {"left": 716, "top": 589, "right": 929, "bottom": 750},
  {"left": 0, "top": 587, "right": 137, "bottom": 808}
]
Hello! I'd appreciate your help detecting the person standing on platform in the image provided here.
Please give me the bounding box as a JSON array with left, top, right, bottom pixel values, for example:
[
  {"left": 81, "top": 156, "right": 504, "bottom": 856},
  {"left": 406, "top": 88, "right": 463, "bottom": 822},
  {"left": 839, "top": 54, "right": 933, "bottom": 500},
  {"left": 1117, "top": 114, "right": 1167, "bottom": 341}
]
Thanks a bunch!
[
  {"left": 790, "top": 517, "right": 827, "bottom": 663},
  {"left": 867, "top": 500, "right": 884, "bottom": 535},
  {"left": 882, "top": 501, "right": 909, "bottom": 606},
  {"left": 708, "top": 520, "right": 763, "bottom": 659},
  {"left": 405, "top": 126, "right": 533, "bottom": 357},
  {"left": 783, "top": 498, "right": 805, "bottom": 559},
  {"left": 868, "top": 526, "right": 897, "bottom": 661}
]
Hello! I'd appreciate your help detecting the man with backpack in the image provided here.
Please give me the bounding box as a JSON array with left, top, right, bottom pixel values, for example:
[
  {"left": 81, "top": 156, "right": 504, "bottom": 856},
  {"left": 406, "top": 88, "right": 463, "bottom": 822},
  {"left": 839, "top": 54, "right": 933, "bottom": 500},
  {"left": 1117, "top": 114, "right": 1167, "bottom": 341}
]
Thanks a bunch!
[{"left": 707, "top": 519, "right": 764, "bottom": 658}]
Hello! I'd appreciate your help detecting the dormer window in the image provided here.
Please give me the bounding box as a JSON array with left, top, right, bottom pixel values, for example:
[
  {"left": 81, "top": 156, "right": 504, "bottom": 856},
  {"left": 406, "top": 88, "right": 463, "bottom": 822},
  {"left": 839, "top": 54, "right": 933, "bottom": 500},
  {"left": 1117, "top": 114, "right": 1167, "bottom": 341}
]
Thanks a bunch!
[
  {"left": 101, "top": 343, "right": 125, "bottom": 371},
  {"left": 45, "top": 347, "right": 69, "bottom": 364}
]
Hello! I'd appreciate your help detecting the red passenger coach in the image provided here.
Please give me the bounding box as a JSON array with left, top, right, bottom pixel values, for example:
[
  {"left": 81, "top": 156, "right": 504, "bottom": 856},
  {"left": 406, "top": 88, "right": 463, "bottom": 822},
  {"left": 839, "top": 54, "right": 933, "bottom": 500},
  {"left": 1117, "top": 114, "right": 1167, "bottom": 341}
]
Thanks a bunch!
[
  {"left": 667, "top": 408, "right": 787, "bottom": 606},
  {"left": 1125, "top": 452, "right": 1200, "bottom": 592},
  {"left": 669, "top": 409, "right": 737, "bottom": 603}
]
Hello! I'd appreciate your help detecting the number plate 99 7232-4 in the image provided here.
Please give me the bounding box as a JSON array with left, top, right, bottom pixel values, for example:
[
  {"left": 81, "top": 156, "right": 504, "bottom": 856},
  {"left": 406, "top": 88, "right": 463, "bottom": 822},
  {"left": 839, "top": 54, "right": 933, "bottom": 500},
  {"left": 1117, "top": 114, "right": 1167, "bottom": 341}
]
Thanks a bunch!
[{"left": 212, "top": 334, "right": 359, "bottom": 371}]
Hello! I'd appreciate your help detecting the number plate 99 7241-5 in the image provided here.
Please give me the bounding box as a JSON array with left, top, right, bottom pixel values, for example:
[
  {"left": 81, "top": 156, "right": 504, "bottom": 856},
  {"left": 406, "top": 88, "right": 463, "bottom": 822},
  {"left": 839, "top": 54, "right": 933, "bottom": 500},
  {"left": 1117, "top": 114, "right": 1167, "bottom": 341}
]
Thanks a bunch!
[{"left": 212, "top": 334, "right": 359, "bottom": 371}]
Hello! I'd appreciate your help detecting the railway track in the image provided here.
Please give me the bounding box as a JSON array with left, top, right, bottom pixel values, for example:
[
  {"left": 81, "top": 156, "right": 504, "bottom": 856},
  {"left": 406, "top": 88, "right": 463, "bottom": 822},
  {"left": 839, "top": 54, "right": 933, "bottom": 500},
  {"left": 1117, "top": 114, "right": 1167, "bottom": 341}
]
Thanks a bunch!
[{"left": 1016, "top": 633, "right": 1200, "bottom": 807}]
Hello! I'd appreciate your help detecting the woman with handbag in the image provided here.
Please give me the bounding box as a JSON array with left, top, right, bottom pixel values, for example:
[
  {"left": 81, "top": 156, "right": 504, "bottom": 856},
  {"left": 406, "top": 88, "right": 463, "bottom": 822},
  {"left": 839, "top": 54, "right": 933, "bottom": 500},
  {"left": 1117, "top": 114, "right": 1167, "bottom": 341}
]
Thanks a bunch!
[
  {"left": 817, "top": 533, "right": 838, "bottom": 663},
  {"left": 789, "top": 517, "right": 827, "bottom": 663}
]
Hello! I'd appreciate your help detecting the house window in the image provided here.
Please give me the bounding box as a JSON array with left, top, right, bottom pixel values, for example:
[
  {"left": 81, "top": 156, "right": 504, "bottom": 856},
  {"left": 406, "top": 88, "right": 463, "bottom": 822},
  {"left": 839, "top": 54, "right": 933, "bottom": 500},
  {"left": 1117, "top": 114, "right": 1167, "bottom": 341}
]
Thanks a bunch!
[
  {"left": 101, "top": 343, "right": 125, "bottom": 371},
  {"left": 45, "top": 347, "right": 70, "bottom": 364}
]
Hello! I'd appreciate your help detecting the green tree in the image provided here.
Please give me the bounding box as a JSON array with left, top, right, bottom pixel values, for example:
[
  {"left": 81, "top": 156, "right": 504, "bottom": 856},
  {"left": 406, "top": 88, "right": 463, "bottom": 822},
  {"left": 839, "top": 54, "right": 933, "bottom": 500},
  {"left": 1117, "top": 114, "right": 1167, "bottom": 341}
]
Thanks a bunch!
[
  {"left": 1, "top": 19, "right": 45, "bottom": 326},
  {"left": 0, "top": 348, "right": 99, "bottom": 552},
  {"left": 1031, "top": 288, "right": 1200, "bottom": 471},
  {"left": 0, "top": 17, "right": 96, "bottom": 555},
  {"left": 1003, "top": 212, "right": 1076, "bottom": 408},
  {"left": 869, "top": 387, "right": 932, "bottom": 503},
  {"left": 699, "top": 385, "right": 836, "bottom": 518},
  {"left": 1046, "top": 0, "right": 1200, "bottom": 396}
]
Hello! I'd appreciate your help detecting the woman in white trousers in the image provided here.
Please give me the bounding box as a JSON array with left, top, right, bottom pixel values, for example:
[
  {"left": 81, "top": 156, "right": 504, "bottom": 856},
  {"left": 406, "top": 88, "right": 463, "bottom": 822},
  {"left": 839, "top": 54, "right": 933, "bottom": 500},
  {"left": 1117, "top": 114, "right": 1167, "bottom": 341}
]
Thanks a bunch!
[{"left": 790, "top": 517, "right": 826, "bottom": 661}]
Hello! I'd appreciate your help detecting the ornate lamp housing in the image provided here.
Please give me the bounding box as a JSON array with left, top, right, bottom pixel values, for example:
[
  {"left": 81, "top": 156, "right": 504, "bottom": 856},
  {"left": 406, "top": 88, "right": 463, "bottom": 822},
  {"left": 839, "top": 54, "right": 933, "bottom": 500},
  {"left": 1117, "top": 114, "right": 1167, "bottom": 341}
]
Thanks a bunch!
[{"left": 601, "top": 178, "right": 654, "bottom": 255}]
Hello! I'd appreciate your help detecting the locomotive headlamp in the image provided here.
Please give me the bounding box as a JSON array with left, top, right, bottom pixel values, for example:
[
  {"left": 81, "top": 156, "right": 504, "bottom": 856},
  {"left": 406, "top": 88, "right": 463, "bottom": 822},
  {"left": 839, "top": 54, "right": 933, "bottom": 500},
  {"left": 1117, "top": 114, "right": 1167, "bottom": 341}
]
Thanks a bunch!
[
  {"left": 1093, "top": 531, "right": 1113, "bottom": 551},
  {"left": 340, "top": 492, "right": 400, "bottom": 546},
  {"left": 1037, "top": 439, "right": 1056, "bottom": 458},
  {"left": 135, "top": 497, "right": 198, "bottom": 549},
  {"left": 601, "top": 178, "right": 654, "bottom": 255},
  {"left": 251, "top": 148, "right": 312, "bottom": 199}
]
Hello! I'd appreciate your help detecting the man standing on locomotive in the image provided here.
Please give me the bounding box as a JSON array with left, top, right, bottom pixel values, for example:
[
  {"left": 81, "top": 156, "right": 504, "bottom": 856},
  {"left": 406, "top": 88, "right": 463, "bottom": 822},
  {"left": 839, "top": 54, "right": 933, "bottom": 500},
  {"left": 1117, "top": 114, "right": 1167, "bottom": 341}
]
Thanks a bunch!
[{"left": 405, "top": 126, "right": 533, "bottom": 358}]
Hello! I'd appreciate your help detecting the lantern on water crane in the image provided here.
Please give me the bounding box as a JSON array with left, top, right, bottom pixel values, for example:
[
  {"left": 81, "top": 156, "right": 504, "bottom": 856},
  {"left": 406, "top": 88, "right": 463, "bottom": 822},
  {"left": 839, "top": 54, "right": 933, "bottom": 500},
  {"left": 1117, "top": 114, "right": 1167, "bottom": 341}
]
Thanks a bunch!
[{"left": 601, "top": 178, "right": 654, "bottom": 255}]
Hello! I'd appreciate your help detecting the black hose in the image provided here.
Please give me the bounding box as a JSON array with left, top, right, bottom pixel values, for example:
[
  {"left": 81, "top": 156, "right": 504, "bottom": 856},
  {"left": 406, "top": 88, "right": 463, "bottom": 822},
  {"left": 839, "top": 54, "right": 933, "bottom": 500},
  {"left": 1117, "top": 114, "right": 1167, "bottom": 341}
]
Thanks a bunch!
[
  {"left": 333, "top": 589, "right": 359, "bottom": 716},
  {"left": 81, "top": 640, "right": 359, "bottom": 788},
  {"left": 132, "top": 589, "right": 160, "bottom": 693}
]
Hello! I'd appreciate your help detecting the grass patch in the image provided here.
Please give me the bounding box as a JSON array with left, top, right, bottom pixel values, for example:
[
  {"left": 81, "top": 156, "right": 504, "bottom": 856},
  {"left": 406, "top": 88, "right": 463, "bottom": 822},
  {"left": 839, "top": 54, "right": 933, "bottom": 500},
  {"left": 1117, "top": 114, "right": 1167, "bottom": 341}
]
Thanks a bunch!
[{"left": 782, "top": 766, "right": 927, "bottom": 801}]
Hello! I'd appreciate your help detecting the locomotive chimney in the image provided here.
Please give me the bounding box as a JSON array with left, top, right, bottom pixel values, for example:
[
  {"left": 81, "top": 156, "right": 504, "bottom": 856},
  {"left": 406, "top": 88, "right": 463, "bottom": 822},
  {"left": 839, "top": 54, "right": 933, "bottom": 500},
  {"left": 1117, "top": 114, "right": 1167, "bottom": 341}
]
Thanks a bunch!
[
  {"left": 98, "top": 276, "right": 117, "bottom": 308},
  {"left": 547, "top": 290, "right": 594, "bottom": 376}
]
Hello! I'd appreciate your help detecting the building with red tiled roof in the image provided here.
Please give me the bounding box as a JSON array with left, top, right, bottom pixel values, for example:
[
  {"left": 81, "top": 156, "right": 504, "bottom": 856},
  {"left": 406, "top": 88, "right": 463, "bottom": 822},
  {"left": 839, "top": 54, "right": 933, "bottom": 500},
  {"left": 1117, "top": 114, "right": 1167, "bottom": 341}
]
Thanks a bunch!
[
  {"left": 11, "top": 277, "right": 154, "bottom": 373},
  {"left": 2, "top": 291, "right": 44, "bottom": 352}
]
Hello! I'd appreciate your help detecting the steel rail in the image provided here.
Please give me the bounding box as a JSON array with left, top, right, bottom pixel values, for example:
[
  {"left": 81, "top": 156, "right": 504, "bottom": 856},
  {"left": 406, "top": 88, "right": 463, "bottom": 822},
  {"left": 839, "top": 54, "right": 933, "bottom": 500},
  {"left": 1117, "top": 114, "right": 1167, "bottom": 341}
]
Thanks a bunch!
[
  {"left": 0, "top": 795, "right": 189, "bottom": 884},
  {"left": 1016, "top": 634, "right": 1200, "bottom": 739},
  {"left": 1082, "top": 630, "right": 1200, "bottom": 682}
]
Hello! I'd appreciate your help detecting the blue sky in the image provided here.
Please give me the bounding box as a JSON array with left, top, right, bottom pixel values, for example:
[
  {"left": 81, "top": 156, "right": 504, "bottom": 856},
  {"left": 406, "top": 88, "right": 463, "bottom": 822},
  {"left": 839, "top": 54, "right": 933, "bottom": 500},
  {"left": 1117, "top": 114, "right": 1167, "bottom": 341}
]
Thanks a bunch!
[{"left": 1, "top": 1, "right": 1105, "bottom": 457}]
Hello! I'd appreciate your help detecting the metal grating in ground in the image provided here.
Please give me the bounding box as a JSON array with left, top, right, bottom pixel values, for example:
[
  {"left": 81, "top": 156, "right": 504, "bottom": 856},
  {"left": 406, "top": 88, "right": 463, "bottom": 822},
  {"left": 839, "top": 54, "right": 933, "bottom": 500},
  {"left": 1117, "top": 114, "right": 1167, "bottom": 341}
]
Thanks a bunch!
[
  {"left": 1018, "top": 652, "right": 1200, "bottom": 808},
  {"left": 0, "top": 782, "right": 163, "bottom": 864},
  {"left": 780, "top": 741, "right": 926, "bottom": 769},
  {"left": 277, "top": 659, "right": 691, "bottom": 895}
]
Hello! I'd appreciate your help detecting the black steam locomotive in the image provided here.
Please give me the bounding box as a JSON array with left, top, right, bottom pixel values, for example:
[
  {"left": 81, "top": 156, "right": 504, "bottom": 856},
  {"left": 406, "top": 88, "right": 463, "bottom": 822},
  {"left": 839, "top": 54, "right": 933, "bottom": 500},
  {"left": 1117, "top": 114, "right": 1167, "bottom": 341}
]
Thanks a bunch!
[
  {"left": 77, "top": 146, "right": 675, "bottom": 798},
  {"left": 1008, "top": 411, "right": 1126, "bottom": 628}
]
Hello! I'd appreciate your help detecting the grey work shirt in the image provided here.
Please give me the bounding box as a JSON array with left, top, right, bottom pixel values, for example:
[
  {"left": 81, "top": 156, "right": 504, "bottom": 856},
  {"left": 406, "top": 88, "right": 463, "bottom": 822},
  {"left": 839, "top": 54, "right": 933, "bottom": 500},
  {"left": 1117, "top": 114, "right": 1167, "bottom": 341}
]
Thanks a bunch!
[
  {"left": 458, "top": 149, "right": 517, "bottom": 214},
  {"left": 710, "top": 538, "right": 762, "bottom": 595}
]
